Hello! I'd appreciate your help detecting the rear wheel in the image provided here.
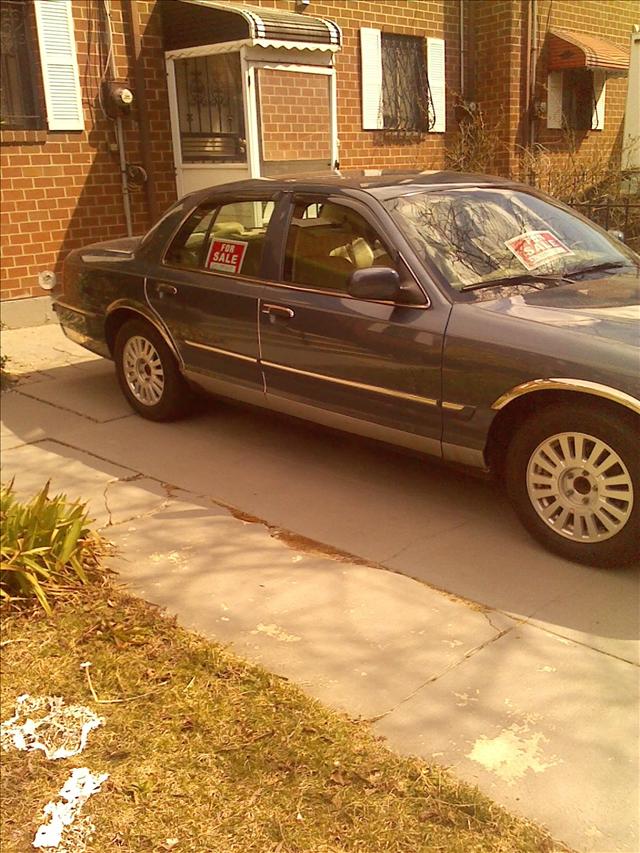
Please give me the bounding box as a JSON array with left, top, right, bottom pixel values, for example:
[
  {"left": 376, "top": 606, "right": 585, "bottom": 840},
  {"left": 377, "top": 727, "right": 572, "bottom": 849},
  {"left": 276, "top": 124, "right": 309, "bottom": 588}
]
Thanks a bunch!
[
  {"left": 505, "top": 403, "right": 639, "bottom": 567},
  {"left": 114, "top": 319, "right": 192, "bottom": 421}
]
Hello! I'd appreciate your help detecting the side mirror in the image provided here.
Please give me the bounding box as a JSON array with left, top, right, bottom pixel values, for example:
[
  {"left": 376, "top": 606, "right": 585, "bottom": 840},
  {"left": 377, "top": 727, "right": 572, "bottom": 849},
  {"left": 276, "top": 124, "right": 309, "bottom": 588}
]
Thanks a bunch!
[
  {"left": 347, "top": 267, "right": 400, "bottom": 301},
  {"left": 608, "top": 228, "right": 625, "bottom": 244}
]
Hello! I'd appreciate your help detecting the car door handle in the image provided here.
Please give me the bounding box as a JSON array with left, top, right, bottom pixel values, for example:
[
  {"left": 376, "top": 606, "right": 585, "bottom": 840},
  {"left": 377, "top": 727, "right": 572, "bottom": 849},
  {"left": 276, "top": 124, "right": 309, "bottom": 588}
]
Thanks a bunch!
[
  {"left": 261, "top": 303, "right": 294, "bottom": 319},
  {"left": 156, "top": 283, "right": 177, "bottom": 297}
]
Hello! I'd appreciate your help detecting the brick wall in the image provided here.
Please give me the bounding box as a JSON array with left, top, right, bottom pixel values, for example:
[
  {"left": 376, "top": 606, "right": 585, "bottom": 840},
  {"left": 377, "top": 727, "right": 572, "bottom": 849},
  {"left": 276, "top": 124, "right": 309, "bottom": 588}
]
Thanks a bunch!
[
  {"left": 305, "top": 0, "right": 460, "bottom": 170},
  {"left": 1, "top": 0, "right": 636, "bottom": 303},
  {"left": 0, "top": 0, "right": 175, "bottom": 302},
  {"left": 533, "top": 0, "right": 637, "bottom": 163},
  {"left": 468, "top": 0, "right": 637, "bottom": 175},
  {"left": 258, "top": 69, "right": 331, "bottom": 162}
]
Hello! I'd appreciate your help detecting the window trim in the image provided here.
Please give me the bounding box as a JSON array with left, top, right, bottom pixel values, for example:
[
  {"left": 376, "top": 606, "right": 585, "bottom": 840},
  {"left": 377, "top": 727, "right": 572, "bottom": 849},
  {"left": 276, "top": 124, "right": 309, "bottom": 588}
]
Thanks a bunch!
[
  {"left": 271, "top": 193, "right": 429, "bottom": 307},
  {"left": 0, "top": 0, "right": 45, "bottom": 130},
  {"left": 34, "top": 0, "right": 84, "bottom": 132},
  {"left": 360, "top": 28, "right": 444, "bottom": 133},
  {"left": 160, "top": 195, "right": 278, "bottom": 280}
]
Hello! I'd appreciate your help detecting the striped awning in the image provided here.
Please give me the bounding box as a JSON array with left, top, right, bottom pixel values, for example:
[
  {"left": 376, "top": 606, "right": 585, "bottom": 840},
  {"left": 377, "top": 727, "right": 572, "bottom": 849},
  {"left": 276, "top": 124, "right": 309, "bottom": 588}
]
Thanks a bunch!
[
  {"left": 548, "top": 29, "right": 629, "bottom": 73},
  {"left": 164, "top": 1, "right": 342, "bottom": 52}
]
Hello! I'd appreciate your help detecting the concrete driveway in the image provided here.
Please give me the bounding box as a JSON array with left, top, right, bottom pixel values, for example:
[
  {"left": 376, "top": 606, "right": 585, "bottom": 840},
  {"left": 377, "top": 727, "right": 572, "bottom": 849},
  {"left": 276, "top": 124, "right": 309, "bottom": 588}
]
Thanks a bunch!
[{"left": 1, "top": 323, "right": 638, "bottom": 853}]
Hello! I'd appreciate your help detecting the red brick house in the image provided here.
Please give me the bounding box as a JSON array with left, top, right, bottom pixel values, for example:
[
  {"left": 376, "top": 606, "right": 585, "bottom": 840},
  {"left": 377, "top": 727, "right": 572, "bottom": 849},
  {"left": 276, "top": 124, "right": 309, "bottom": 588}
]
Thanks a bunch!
[{"left": 1, "top": 0, "right": 638, "bottom": 325}]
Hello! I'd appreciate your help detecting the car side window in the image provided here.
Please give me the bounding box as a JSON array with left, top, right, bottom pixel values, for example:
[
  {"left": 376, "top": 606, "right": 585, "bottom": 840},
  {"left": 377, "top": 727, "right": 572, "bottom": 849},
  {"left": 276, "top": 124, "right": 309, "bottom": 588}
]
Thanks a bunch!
[
  {"left": 164, "top": 203, "right": 217, "bottom": 269},
  {"left": 283, "top": 199, "right": 395, "bottom": 293},
  {"left": 204, "top": 200, "right": 274, "bottom": 278},
  {"left": 164, "top": 199, "right": 274, "bottom": 277}
]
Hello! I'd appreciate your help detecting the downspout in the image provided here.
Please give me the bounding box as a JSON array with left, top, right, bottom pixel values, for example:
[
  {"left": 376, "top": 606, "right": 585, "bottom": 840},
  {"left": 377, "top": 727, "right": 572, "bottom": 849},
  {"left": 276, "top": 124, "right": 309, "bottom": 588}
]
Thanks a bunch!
[
  {"left": 103, "top": 0, "right": 133, "bottom": 237},
  {"left": 459, "top": 0, "right": 465, "bottom": 98},
  {"left": 115, "top": 117, "right": 133, "bottom": 236},
  {"left": 128, "top": 0, "right": 159, "bottom": 225},
  {"left": 529, "top": 0, "right": 538, "bottom": 150},
  {"left": 524, "top": 0, "right": 532, "bottom": 148}
]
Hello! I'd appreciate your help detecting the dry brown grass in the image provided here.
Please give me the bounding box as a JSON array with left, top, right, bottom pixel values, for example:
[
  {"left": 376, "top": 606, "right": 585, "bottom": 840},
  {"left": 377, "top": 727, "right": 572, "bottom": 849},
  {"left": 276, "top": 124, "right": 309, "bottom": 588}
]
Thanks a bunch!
[{"left": 0, "top": 589, "right": 564, "bottom": 853}]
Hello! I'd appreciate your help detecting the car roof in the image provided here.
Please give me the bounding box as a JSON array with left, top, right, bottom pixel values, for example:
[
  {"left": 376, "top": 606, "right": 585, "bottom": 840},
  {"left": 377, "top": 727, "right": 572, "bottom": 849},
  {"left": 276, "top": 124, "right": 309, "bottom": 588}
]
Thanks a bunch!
[{"left": 187, "top": 170, "right": 521, "bottom": 204}]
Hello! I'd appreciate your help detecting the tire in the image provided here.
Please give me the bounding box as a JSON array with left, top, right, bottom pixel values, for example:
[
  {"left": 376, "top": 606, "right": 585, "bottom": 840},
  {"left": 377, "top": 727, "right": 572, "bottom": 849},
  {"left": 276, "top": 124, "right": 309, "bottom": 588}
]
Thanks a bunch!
[
  {"left": 114, "top": 319, "right": 192, "bottom": 421},
  {"left": 505, "top": 403, "right": 639, "bottom": 567}
]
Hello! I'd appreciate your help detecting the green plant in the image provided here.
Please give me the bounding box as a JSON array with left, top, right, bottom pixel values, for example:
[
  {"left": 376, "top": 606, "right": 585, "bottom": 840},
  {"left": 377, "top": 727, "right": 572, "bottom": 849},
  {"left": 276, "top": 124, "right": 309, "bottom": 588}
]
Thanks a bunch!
[
  {"left": 0, "top": 481, "right": 105, "bottom": 614},
  {"left": 0, "top": 322, "right": 11, "bottom": 390}
]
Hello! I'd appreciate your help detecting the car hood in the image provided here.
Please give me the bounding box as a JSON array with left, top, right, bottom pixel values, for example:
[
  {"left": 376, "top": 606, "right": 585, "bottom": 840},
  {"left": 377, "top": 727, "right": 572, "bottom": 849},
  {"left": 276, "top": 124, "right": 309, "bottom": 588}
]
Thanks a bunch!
[{"left": 474, "top": 275, "right": 640, "bottom": 346}]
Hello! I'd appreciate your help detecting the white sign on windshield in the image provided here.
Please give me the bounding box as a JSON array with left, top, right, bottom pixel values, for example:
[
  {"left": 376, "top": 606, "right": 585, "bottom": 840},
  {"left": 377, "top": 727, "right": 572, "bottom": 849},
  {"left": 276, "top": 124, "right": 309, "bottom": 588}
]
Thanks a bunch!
[{"left": 505, "top": 230, "right": 574, "bottom": 270}]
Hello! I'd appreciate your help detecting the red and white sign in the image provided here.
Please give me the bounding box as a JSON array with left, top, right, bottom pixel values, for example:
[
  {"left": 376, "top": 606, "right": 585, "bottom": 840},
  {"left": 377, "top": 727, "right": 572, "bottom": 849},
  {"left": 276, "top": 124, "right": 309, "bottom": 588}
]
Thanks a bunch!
[
  {"left": 505, "top": 230, "right": 573, "bottom": 270},
  {"left": 206, "top": 239, "right": 248, "bottom": 274}
]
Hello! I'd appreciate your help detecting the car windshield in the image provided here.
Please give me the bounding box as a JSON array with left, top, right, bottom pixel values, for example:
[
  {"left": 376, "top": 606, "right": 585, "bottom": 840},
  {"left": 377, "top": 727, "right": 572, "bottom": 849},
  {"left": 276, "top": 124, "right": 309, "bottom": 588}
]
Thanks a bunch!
[{"left": 386, "top": 188, "right": 638, "bottom": 290}]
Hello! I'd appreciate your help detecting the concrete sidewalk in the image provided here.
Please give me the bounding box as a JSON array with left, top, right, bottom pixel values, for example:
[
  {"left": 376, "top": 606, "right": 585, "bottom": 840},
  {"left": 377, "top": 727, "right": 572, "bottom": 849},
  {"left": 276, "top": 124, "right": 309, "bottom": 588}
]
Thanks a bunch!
[{"left": 1, "top": 323, "right": 638, "bottom": 853}]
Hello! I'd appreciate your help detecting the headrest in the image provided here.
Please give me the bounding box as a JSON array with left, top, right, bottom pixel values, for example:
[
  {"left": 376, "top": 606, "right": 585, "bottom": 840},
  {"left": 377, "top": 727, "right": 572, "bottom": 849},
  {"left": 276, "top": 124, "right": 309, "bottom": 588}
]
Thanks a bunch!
[
  {"left": 351, "top": 237, "right": 374, "bottom": 269},
  {"left": 212, "top": 221, "right": 245, "bottom": 236}
]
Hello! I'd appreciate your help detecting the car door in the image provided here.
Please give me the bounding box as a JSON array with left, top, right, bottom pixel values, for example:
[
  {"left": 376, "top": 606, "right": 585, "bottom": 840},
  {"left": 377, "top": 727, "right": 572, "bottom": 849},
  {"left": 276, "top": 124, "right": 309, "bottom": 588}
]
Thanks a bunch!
[
  {"left": 258, "top": 194, "right": 451, "bottom": 453},
  {"left": 146, "top": 196, "right": 277, "bottom": 393}
]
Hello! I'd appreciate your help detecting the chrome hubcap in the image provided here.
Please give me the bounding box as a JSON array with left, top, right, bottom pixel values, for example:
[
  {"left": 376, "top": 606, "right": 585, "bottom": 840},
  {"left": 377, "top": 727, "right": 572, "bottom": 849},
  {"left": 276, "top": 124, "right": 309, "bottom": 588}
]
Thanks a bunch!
[
  {"left": 526, "top": 431, "right": 633, "bottom": 543},
  {"left": 122, "top": 335, "right": 164, "bottom": 406}
]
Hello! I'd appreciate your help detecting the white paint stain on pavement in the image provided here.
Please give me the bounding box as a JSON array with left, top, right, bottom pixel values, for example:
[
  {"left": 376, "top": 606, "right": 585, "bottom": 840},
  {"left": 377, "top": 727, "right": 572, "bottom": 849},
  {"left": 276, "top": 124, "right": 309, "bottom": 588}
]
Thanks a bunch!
[
  {"left": 467, "top": 723, "right": 561, "bottom": 784},
  {"left": 252, "top": 623, "right": 301, "bottom": 643},
  {"left": 33, "top": 767, "right": 108, "bottom": 851}
]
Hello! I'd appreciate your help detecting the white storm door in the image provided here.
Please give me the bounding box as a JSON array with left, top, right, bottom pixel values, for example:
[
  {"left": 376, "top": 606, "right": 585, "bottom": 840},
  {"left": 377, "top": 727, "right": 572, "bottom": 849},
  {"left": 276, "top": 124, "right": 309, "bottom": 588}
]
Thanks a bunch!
[{"left": 166, "top": 51, "right": 250, "bottom": 196}]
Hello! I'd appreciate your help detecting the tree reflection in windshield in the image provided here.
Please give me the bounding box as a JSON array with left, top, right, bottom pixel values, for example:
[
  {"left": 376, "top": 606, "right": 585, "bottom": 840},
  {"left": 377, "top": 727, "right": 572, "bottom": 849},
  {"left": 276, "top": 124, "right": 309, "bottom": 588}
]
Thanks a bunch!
[{"left": 387, "top": 188, "right": 634, "bottom": 291}]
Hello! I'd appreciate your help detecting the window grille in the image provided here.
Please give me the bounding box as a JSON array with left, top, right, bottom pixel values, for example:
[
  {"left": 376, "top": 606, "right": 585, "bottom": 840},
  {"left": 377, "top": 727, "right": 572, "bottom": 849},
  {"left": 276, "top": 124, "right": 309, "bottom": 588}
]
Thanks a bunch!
[
  {"left": 0, "top": 0, "right": 43, "bottom": 129},
  {"left": 381, "top": 34, "right": 434, "bottom": 132},
  {"left": 175, "top": 53, "right": 246, "bottom": 163}
]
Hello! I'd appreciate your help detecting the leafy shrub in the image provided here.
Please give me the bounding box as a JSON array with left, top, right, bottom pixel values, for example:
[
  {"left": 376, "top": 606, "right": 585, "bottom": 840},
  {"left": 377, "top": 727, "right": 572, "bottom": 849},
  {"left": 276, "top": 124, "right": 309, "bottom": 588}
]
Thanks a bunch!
[
  {"left": 446, "top": 105, "right": 640, "bottom": 251},
  {"left": 0, "top": 482, "right": 106, "bottom": 614},
  {"left": 0, "top": 323, "right": 11, "bottom": 390}
]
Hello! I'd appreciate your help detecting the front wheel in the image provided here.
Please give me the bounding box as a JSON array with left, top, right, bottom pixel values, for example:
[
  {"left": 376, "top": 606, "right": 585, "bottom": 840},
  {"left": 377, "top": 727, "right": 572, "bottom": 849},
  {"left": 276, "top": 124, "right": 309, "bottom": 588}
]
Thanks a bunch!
[
  {"left": 505, "top": 404, "right": 639, "bottom": 567},
  {"left": 114, "top": 319, "right": 192, "bottom": 421}
]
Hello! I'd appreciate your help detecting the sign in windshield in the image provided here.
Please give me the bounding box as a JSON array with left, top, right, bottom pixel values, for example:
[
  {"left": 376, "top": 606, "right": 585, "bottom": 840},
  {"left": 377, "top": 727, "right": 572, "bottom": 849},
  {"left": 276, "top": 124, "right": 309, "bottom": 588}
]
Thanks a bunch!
[{"left": 387, "top": 189, "right": 635, "bottom": 291}]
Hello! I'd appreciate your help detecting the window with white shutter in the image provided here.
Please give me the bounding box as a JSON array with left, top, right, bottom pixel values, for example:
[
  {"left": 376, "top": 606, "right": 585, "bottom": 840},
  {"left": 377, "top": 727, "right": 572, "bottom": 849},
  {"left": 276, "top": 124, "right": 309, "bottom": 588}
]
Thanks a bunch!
[
  {"left": 34, "top": 0, "right": 84, "bottom": 131},
  {"left": 360, "top": 27, "right": 383, "bottom": 130},
  {"left": 547, "top": 68, "right": 607, "bottom": 131},
  {"left": 426, "top": 37, "right": 446, "bottom": 133},
  {"left": 592, "top": 70, "right": 606, "bottom": 130},
  {"left": 547, "top": 71, "right": 563, "bottom": 129},
  {"left": 360, "top": 28, "right": 442, "bottom": 133}
]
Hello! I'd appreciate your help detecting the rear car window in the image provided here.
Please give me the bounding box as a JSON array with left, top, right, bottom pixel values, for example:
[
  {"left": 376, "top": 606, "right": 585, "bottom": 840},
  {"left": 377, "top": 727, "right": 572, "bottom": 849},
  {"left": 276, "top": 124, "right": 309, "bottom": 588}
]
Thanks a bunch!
[{"left": 164, "top": 199, "right": 274, "bottom": 278}]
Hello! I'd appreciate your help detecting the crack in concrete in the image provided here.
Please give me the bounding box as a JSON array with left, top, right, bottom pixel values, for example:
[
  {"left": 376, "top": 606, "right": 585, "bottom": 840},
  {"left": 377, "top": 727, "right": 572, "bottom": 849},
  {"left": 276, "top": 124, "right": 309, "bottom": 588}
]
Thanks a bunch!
[
  {"left": 10, "top": 437, "right": 638, "bottom": 669},
  {"left": 102, "top": 481, "right": 115, "bottom": 527},
  {"left": 14, "top": 388, "right": 132, "bottom": 424},
  {"left": 366, "top": 623, "right": 516, "bottom": 724}
]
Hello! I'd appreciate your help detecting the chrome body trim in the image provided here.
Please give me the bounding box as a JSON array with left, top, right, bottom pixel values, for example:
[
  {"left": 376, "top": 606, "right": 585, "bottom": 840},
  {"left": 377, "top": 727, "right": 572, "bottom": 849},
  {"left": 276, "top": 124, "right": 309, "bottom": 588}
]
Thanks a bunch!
[
  {"left": 441, "top": 401, "right": 466, "bottom": 412},
  {"left": 184, "top": 340, "right": 258, "bottom": 363},
  {"left": 260, "top": 359, "right": 439, "bottom": 406},
  {"left": 184, "top": 369, "right": 442, "bottom": 457},
  {"left": 256, "top": 300, "right": 266, "bottom": 393},
  {"left": 107, "top": 293, "right": 184, "bottom": 368},
  {"left": 492, "top": 378, "right": 640, "bottom": 417},
  {"left": 162, "top": 258, "right": 430, "bottom": 308},
  {"left": 54, "top": 300, "right": 100, "bottom": 319}
]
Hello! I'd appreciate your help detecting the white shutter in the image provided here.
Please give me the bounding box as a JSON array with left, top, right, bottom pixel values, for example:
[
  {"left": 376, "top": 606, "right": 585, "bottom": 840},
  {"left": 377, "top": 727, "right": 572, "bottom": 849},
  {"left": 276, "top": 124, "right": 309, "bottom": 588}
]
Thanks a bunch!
[
  {"left": 592, "top": 70, "right": 607, "bottom": 130},
  {"left": 360, "top": 27, "right": 383, "bottom": 130},
  {"left": 34, "top": 0, "right": 84, "bottom": 131},
  {"left": 427, "top": 37, "right": 446, "bottom": 133},
  {"left": 547, "top": 71, "right": 563, "bottom": 129}
]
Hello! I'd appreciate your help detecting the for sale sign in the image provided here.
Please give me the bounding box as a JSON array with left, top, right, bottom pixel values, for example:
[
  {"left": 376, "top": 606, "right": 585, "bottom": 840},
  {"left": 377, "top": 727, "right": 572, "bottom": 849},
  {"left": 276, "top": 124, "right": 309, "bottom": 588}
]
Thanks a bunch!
[
  {"left": 206, "top": 239, "right": 248, "bottom": 274},
  {"left": 505, "top": 230, "right": 573, "bottom": 270}
]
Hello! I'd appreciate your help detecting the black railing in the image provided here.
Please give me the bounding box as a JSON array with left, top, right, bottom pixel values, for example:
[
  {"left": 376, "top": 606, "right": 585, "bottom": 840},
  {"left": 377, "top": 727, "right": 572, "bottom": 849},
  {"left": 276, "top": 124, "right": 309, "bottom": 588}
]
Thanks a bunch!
[{"left": 574, "top": 199, "right": 640, "bottom": 252}]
